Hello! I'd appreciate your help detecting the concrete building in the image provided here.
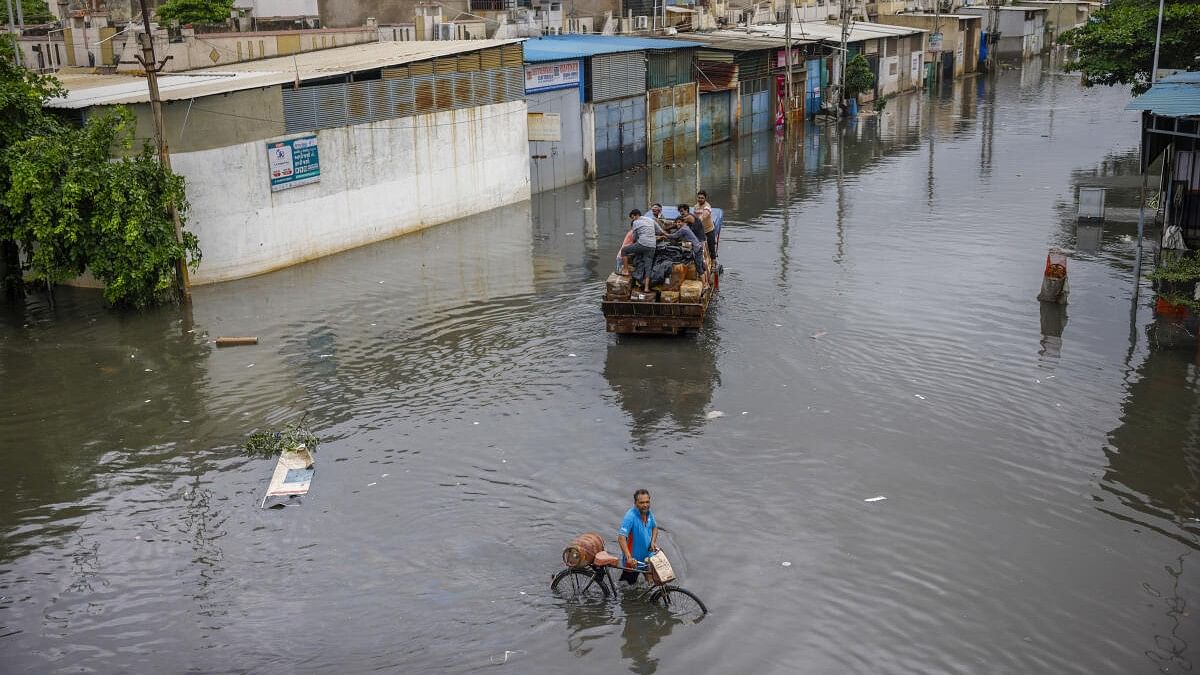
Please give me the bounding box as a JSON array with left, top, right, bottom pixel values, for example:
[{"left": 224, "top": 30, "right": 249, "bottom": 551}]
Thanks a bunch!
[
  {"left": 960, "top": 6, "right": 1046, "bottom": 59},
  {"left": 877, "top": 13, "right": 981, "bottom": 78},
  {"left": 749, "top": 21, "right": 925, "bottom": 100},
  {"left": 1125, "top": 72, "right": 1200, "bottom": 248},
  {"left": 18, "top": 16, "right": 374, "bottom": 73},
  {"left": 46, "top": 41, "right": 531, "bottom": 284},
  {"left": 680, "top": 31, "right": 827, "bottom": 129},
  {"left": 235, "top": 0, "right": 320, "bottom": 20},
  {"left": 1017, "top": 0, "right": 1092, "bottom": 43},
  {"left": 521, "top": 35, "right": 700, "bottom": 181},
  {"left": 318, "top": 0, "right": 613, "bottom": 35}
]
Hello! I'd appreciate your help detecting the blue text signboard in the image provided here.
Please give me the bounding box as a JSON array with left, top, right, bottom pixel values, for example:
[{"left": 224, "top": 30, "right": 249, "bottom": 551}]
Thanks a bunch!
[{"left": 267, "top": 135, "right": 320, "bottom": 192}]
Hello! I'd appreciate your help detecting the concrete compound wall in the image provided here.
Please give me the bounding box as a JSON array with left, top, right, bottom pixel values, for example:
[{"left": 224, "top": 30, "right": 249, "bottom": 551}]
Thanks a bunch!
[
  {"left": 114, "top": 28, "right": 377, "bottom": 73},
  {"left": 172, "top": 100, "right": 531, "bottom": 284}
]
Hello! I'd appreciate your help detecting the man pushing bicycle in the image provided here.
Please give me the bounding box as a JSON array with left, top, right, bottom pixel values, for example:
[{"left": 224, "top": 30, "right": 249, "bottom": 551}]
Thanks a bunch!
[{"left": 618, "top": 488, "right": 658, "bottom": 586}]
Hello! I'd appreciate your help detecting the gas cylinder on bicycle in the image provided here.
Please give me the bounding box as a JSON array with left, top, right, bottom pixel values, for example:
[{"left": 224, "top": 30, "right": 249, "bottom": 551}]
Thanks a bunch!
[{"left": 562, "top": 532, "right": 605, "bottom": 568}]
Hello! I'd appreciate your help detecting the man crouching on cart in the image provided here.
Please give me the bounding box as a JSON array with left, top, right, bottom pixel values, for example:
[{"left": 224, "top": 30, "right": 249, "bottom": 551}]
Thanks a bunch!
[{"left": 618, "top": 488, "right": 659, "bottom": 585}]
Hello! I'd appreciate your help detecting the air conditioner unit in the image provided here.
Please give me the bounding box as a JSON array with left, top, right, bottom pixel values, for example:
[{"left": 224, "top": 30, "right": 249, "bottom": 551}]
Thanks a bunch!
[
  {"left": 436, "top": 23, "right": 456, "bottom": 39},
  {"left": 634, "top": 15, "right": 649, "bottom": 29}
]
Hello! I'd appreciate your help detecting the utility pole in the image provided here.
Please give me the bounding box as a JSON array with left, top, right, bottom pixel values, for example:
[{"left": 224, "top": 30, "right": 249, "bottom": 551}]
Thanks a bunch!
[
  {"left": 1150, "top": 0, "right": 1165, "bottom": 83},
  {"left": 5, "top": 0, "right": 21, "bottom": 67},
  {"left": 931, "top": 0, "right": 941, "bottom": 87},
  {"left": 784, "top": 0, "right": 793, "bottom": 119},
  {"left": 838, "top": 0, "right": 850, "bottom": 118},
  {"left": 135, "top": 0, "right": 190, "bottom": 301},
  {"left": 985, "top": 0, "right": 999, "bottom": 72}
]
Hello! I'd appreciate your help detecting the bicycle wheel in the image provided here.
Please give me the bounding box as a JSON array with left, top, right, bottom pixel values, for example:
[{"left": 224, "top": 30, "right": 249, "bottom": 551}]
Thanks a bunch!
[
  {"left": 649, "top": 585, "right": 707, "bottom": 620},
  {"left": 551, "top": 568, "right": 609, "bottom": 600}
]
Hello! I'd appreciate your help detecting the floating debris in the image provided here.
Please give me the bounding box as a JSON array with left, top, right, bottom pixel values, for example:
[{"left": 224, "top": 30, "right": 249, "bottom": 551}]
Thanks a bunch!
[
  {"left": 215, "top": 336, "right": 258, "bottom": 347},
  {"left": 864, "top": 496, "right": 887, "bottom": 502},
  {"left": 705, "top": 411, "right": 725, "bottom": 419},
  {"left": 243, "top": 415, "right": 319, "bottom": 458},
  {"left": 261, "top": 446, "right": 315, "bottom": 508}
]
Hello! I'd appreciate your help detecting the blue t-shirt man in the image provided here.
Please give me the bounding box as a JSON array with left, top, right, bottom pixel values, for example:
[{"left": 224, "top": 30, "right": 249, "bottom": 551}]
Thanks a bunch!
[{"left": 618, "top": 489, "right": 658, "bottom": 584}]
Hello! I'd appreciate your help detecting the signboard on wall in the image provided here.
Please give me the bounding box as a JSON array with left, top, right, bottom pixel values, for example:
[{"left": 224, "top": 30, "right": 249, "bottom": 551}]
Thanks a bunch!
[
  {"left": 929, "top": 31, "right": 944, "bottom": 52},
  {"left": 267, "top": 135, "right": 320, "bottom": 192},
  {"left": 527, "top": 113, "right": 562, "bottom": 142},
  {"left": 525, "top": 60, "right": 580, "bottom": 93},
  {"left": 775, "top": 48, "right": 803, "bottom": 68}
]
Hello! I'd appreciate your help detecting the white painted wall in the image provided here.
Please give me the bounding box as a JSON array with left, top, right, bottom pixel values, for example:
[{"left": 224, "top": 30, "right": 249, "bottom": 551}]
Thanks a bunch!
[
  {"left": 235, "top": 0, "right": 320, "bottom": 17},
  {"left": 172, "top": 100, "right": 531, "bottom": 284}
]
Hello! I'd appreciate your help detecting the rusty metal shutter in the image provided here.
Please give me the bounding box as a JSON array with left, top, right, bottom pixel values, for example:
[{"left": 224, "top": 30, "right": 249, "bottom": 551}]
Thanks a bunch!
[
  {"left": 697, "top": 49, "right": 734, "bottom": 63},
  {"left": 590, "top": 52, "right": 645, "bottom": 102},
  {"left": 735, "top": 52, "right": 769, "bottom": 81}
]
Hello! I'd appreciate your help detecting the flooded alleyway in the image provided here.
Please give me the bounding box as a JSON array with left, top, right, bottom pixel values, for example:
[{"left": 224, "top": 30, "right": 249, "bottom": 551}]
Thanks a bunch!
[{"left": 2, "top": 58, "right": 1196, "bottom": 674}]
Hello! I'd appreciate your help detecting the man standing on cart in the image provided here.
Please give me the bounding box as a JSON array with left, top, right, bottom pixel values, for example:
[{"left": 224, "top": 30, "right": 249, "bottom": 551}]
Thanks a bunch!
[{"left": 618, "top": 489, "right": 659, "bottom": 585}]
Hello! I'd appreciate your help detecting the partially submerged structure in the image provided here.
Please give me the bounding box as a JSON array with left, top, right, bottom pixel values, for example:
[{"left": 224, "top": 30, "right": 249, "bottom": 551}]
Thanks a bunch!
[
  {"left": 47, "top": 41, "right": 531, "bottom": 284},
  {"left": 1126, "top": 72, "right": 1200, "bottom": 248},
  {"left": 520, "top": 35, "right": 701, "bottom": 189}
]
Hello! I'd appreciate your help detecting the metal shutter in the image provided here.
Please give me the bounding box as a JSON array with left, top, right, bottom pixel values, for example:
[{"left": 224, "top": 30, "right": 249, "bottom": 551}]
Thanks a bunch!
[
  {"left": 590, "top": 52, "right": 646, "bottom": 102},
  {"left": 734, "top": 52, "right": 769, "bottom": 81}
]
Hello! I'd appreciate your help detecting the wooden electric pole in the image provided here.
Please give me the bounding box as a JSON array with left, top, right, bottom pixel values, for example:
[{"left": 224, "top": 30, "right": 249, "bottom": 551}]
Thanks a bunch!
[{"left": 135, "top": 0, "right": 190, "bottom": 302}]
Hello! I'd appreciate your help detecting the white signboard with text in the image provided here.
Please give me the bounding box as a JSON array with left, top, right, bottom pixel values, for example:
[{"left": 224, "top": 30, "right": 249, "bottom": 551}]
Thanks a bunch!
[{"left": 524, "top": 61, "right": 580, "bottom": 94}]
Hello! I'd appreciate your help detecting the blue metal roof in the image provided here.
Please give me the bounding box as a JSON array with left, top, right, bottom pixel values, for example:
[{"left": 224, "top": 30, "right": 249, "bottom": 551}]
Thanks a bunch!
[
  {"left": 522, "top": 34, "right": 703, "bottom": 63},
  {"left": 1125, "top": 71, "right": 1200, "bottom": 117}
]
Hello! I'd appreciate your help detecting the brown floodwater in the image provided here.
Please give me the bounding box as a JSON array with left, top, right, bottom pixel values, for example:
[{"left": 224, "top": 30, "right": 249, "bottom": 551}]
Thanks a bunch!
[{"left": 2, "top": 57, "right": 1197, "bottom": 674}]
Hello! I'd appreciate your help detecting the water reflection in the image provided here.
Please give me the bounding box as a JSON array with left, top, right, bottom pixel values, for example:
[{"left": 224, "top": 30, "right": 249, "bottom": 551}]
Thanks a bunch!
[
  {"left": 1039, "top": 302, "right": 1068, "bottom": 365},
  {"left": 563, "top": 599, "right": 618, "bottom": 658},
  {"left": 618, "top": 593, "right": 676, "bottom": 675},
  {"left": 1103, "top": 347, "right": 1200, "bottom": 536},
  {"left": 603, "top": 333, "right": 721, "bottom": 449},
  {"left": 0, "top": 296, "right": 211, "bottom": 565}
]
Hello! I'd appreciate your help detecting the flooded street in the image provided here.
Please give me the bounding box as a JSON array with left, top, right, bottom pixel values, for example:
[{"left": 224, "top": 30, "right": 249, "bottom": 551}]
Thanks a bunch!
[{"left": 2, "top": 59, "right": 1197, "bottom": 674}]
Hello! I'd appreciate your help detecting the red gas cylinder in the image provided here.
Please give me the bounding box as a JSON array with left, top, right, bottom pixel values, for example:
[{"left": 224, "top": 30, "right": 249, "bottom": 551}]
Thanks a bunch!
[{"left": 562, "top": 532, "right": 606, "bottom": 568}]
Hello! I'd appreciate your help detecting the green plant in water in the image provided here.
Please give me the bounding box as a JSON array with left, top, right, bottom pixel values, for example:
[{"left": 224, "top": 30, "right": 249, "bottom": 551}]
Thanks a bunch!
[
  {"left": 844, "top": 54, "right": 876, "bottom": 100},
  {"left": 1148, "top": 252, "right": 1200, "bottom": 283},
  {"left": 243, "top": 415, "right": 319, "bottom": 457}
]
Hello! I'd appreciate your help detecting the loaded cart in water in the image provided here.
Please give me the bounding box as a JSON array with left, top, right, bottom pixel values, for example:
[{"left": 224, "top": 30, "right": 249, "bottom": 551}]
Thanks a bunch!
[{"left": 602, "top": 206, "right": 723, "bottom": 335}]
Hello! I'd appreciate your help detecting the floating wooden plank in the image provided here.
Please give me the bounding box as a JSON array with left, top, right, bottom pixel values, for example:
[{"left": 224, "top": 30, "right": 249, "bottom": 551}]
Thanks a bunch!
[
  {"left": 216, "top": 336, "right": 259, "bottom": 347},
  {"left": 260, "top": 446, "right": 315, "bottom": 508}
]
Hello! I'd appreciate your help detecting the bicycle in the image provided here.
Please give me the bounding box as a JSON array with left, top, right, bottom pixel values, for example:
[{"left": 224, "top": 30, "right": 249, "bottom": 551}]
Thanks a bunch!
[{"left": 550, "top": 548, "right": 708, "bottom": 620}]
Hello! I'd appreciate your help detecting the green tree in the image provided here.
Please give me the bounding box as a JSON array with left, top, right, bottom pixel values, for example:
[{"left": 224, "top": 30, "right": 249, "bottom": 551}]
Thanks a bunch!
[
  {"left": 1061, "top": 0, "right": 1200, "bottom": 95},
  {"left": 0, "top": 40, "right": 200, "bottom": 308},
  {"left": 4, "top": 108, "right": 200, "bottom": 307},
  {"left": 20, "top": 0, "right": 54, "bottom": 24},
  {"left": 0, "top": 34, "right": 63, "bottom": 298},
  {"left": 155, "top": 0, "right": 236, "bottom": 25},
  {"left": 844, "top": 54, "right": 876, "bottom": 100}
]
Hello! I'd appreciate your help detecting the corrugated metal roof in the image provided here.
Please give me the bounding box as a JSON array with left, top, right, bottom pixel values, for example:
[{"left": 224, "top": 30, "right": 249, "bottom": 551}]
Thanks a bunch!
[
  {"left": 48, "top": 39, "right": 523, "bottom": 109},
  {"left": 663, "top": 30, "right": 817, "bottom": 52},
  {"left": 747, "top": 21, "right": 925, "bottom": 43},
  {"left": 1125, "top": 72, "right": 1200, "bottom": 117},
  {"left": 521, "top": 34, "right": 702, "bottom": 63}
]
